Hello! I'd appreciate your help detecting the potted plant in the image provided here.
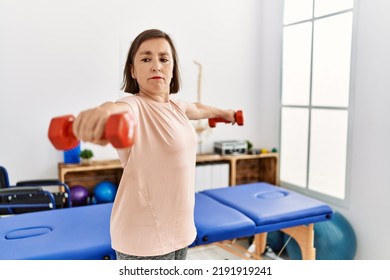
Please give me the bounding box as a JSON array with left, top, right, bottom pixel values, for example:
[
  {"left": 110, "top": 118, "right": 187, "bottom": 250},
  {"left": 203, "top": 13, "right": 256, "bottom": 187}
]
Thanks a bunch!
[
  {"left": 79, "top": 149, "right": 94, "bottom": 164},
  {"left": 246, "top": 140, "right": 253, "bottom": 154}
]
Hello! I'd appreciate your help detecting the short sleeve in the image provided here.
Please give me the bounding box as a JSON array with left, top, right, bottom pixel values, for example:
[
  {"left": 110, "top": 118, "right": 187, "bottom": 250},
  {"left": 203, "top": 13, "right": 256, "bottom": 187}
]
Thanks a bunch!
[
  {"left": 170, "top": 97, "right": 187, "bottom": 114},
  {"left": 116, "top": 95, "right": 139, "bottom": 124}
]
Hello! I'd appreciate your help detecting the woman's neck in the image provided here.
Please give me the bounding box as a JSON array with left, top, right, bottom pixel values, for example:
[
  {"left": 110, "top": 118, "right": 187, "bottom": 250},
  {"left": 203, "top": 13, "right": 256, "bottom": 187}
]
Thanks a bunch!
[{"left": 138, "top": 90, "right": 169, "bottom": 103}]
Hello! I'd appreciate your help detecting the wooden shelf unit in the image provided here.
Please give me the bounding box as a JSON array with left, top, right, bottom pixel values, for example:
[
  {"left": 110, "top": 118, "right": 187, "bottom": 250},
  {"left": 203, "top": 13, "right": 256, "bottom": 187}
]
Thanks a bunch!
[
  {"left": 58, "top": 153, "right": 279, "bottom": 193},
  {"left": 58, "top": 160, "right": 123, "bottom": 194},
  {"left": 196, "top": 153, "right": 279, "bottom": 186}
]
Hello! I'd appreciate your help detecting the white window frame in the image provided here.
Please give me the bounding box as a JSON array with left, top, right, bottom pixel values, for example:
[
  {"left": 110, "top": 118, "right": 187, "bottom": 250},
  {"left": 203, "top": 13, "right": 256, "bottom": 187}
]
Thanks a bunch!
[{"left": 279, "top": 0, "right": 358, "bottom": 207}]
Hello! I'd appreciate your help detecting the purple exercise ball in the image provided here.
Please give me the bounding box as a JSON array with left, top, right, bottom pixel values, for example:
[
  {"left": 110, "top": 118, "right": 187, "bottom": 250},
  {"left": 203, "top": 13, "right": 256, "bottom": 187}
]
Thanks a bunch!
[{"left": 70, "top": 185, "right": 89, "bottom": 206}]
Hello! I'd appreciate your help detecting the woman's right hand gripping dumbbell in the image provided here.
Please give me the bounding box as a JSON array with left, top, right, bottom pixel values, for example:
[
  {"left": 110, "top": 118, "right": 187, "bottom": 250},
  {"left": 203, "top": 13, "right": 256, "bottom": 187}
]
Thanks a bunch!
[{"left": 48, "top": 102, "right": 136, "bottom": 151}]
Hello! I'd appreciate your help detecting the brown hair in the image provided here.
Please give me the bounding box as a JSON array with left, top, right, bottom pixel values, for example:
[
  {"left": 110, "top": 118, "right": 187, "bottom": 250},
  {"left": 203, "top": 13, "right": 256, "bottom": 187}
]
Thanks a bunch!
[{"left": 121, "top": 29, "right": 181, "bottom": 94}]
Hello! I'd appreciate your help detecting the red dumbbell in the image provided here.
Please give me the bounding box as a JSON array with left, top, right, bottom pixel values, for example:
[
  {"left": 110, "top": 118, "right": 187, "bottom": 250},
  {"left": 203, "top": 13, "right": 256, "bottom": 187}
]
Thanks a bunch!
[
  {"left": 208, "top": 110, "right": 244, "bottom": 128},
  {"left": 48, "top": 112, "right": 136, "bottom": 150}
]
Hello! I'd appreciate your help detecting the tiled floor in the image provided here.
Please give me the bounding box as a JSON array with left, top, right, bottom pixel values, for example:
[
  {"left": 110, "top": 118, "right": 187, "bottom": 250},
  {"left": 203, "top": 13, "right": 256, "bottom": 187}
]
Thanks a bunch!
[
  {"left": 187, "top": 239, "right": 288, "bottom": 260},
  {"left": 187, "top": 244, "right": 244, "bottom": 260}
]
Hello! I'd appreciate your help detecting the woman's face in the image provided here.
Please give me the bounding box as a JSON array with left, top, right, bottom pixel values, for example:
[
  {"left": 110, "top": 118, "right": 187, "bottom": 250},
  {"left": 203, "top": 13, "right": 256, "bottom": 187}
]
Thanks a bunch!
[{"left": 131, "top": 38, "right": 174, "bottom": 96}]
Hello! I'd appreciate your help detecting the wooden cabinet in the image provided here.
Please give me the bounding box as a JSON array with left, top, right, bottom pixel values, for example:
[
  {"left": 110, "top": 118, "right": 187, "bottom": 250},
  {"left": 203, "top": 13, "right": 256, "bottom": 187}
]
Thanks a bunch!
[
  {"left": 58, "top": 153, "right": 279, "bottom": 192},
  {"left": 196, "top": 153, "right": 279, "bottom": 186},
  {"left": 58, "top": 160, "right": 123, "bottom": 193}
]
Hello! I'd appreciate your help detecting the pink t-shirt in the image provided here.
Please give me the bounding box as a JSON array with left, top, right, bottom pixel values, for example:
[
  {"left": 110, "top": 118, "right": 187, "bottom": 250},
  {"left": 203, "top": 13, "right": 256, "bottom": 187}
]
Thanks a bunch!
[{"left": 110, "top": 95, "right": 197, "bottom": 256}]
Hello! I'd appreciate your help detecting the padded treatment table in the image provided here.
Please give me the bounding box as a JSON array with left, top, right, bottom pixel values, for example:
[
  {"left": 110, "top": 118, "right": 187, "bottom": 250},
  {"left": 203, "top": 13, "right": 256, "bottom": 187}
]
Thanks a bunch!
[
  {"left": 0, "top": 203, "right": 115, "bottom": 260},
  {"left": 0, "top": 182, "right": 332, "bottom": 260},
  {"left": 194, "top": 183, "right": 333, "bottom": 259}
]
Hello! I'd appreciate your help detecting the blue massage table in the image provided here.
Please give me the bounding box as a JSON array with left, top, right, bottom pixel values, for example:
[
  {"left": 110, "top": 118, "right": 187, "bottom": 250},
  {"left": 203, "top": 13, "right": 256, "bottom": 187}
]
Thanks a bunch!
[{"left": 0, "top": 182, "right": 332, "bottom": 260}]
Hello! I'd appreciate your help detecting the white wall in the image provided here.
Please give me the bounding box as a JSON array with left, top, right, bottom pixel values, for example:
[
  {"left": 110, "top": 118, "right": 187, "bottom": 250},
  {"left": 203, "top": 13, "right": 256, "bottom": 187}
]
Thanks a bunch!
[
  {"left": 1, "top": 0, "right": 389, "bottom": 260},
  {"left": 345, "top": 0, "right": 390, "bottom": 260},
  {"left": 0, "top": 0, "right": 266, "bottom": 182}
]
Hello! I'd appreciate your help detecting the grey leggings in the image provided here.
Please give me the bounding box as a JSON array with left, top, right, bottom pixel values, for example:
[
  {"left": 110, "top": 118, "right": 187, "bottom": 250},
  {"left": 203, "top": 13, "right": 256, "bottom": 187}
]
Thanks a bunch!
[{"left": 116, "top": 247, "right": 188, "bottom": 260}]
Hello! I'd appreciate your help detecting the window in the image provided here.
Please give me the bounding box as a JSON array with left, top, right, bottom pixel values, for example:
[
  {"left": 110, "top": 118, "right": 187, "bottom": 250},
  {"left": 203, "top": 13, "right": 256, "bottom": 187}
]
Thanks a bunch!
[{"left": 280, "top": 0, "right": 354, "bottom": 203}]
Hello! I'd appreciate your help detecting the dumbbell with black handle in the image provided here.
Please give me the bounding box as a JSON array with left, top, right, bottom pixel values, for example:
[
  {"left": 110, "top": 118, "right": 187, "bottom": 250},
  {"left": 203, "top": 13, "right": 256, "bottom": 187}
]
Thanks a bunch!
[
  {"left": 208, "top": 110, "right": 244, "bottom": 128},
  {"left": 48, "top": 112, "right": 136, "bottom": 150}
]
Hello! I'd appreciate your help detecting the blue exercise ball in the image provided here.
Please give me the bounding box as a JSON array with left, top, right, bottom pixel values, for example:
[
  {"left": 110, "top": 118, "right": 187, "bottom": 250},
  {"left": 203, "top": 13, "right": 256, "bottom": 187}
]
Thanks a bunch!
[
  {"left": 93, "top": 181, "right": 117, "bottom": 204},
  {"left": 284, "top": 211, "right": 357, "bottom": 260},
  {"left": 267, "top": 230, "right": 286, "bottom": 253},
  {"left": 70, "top": 185, "right": 89, "bottom": 206}
]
